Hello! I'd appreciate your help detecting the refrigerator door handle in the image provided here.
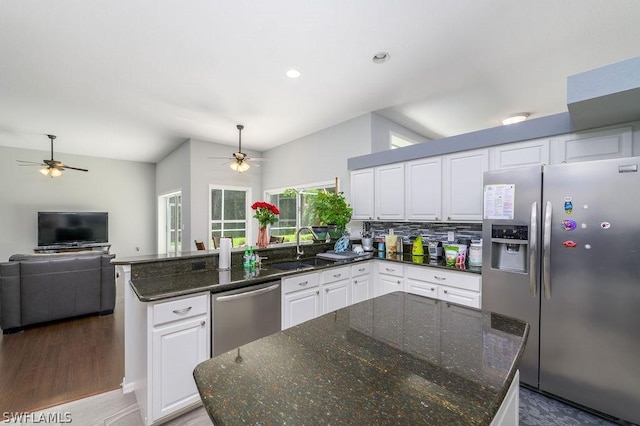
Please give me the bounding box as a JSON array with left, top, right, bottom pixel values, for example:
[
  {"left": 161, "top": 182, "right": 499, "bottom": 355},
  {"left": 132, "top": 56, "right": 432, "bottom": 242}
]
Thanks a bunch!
[
  {"left": 543, "top": 201, "right": 552, "bottom": 300},
  {"left": 529, "top": 201, "right": 538, "bottom": 298}
]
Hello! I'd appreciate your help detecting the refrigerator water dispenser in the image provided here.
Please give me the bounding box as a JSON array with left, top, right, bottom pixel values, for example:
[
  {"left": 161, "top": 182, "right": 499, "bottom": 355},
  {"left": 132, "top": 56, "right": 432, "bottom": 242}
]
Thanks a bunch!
[{"left": 490, "top": 225, "right": 528, "bottom": 273}]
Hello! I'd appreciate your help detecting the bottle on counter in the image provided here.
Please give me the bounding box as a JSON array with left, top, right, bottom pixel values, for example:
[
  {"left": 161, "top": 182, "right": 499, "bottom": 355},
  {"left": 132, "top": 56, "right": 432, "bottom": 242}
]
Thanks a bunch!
[{"left": 243, "top": 248, "right": 250, "bottom": 269}]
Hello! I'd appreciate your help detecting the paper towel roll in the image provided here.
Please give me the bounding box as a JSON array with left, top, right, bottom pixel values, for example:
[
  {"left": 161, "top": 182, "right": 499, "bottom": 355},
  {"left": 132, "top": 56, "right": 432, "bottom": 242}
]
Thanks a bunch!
[
  {"left": 218, "top": 237, "right": 232, "bottom": 270},
  {"left": 218, "top": 270, "right": 231, "bottom": 284}
]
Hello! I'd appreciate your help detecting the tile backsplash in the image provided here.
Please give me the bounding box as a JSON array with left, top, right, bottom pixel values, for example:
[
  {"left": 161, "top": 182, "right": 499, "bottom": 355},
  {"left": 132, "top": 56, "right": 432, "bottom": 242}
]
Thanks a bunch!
[{"left": 364, "top": 221, "right": 482, "bottom": 243}]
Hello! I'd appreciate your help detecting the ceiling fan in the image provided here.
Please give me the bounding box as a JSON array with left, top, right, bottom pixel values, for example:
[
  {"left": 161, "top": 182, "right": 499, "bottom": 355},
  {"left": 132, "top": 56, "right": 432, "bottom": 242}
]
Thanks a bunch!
[
  {"left": 16, "top": 134, "right": 89, "bottom": 177},
  {"left": 209, "top": 124, "right": 266, "bottom": 173}
]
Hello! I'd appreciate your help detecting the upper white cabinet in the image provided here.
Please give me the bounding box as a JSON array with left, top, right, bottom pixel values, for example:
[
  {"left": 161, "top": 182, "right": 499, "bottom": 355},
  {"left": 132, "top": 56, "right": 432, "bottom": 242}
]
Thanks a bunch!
[
  {"left": 490, "top": 138, "right": 550, "bottom": 170},
  {"left": 375, "top": 163, "right": 405, "bottom": 221},
  {"left": 550, "top": 126, "right": 632, "bottom": 164},
  {"left": 442, "top": 149, "right": 489, "bottom": 221},
  {"left": 405, "top": 157, "right": 442, "bottom": 221},
  {"left": 350, "top": 168, "right": 375, "bottom": 220}
]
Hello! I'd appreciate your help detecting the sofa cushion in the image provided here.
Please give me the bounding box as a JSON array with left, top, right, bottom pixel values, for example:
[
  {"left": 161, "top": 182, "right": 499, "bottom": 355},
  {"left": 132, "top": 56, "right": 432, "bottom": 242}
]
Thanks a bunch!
[
  {"left": 0, "top": 262, "right": 21, "bottom": 330},
  {"left": 20, "top": 256, "right": 103, "bottom": 326}
]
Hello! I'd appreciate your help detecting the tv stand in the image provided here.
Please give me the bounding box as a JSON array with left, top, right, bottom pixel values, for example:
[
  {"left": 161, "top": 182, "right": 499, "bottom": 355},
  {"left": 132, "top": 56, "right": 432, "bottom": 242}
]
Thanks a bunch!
[{"left": 34, "top": 243, "right": 111, "bottom": 254}]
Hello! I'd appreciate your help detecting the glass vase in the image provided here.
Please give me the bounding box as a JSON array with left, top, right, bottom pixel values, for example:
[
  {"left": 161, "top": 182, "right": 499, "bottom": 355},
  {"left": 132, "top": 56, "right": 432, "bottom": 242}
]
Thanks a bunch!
[{"left": 257, "top": 226, "right": 269, "bottom": 249}]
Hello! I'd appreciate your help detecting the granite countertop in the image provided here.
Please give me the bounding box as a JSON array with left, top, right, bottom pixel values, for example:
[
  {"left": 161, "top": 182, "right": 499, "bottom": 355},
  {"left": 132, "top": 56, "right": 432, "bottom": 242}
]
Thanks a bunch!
[
  {"left": 128, "top": 252, "right": 480, "bottom": 302},
  {"left": 193, "top": 292, "right": 529, "bottom": 425}
]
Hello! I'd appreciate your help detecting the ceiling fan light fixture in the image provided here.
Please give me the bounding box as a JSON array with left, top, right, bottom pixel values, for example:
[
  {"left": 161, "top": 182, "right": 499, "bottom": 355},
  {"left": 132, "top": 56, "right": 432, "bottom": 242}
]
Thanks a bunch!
[
  {"left": 501, "top": 113, "right": 530, "bottom": 125},
  {"left": 39, "top": 167, "right": 62, "bottom": 177},
  {"left": 230, "top": 161, "right": 250, "bottom": 173}
]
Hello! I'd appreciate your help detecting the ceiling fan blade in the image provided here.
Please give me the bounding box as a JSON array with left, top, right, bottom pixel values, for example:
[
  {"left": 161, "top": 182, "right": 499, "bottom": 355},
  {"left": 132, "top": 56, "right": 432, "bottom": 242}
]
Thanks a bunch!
[
  {"left": 61, "top": 165, "right": 89, "bottom": 172},
  {"left": 208, "top": 156, "right": 234, "bottom": 160},
  {"left": 246, "top": 157, "right": 268, "bottom": 162},
  {"left": 16, "top": 160, "right": 44, "bottom": 166}
]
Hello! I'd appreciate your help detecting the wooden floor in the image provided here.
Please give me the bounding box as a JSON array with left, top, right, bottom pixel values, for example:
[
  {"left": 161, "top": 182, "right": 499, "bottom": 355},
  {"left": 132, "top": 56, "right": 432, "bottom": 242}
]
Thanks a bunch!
[{"left": 0, "top": 280, "right": 124, "bottom": 413}]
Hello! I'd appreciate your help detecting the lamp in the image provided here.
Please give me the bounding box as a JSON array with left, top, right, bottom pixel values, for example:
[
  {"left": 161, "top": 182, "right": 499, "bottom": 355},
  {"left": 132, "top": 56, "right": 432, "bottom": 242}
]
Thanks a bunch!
[
  {"left": 501, "top": 113, "right": 530, "bottom": 125},
  {"left": 230, "top": 161, "right": 250, "bottom": 173}
]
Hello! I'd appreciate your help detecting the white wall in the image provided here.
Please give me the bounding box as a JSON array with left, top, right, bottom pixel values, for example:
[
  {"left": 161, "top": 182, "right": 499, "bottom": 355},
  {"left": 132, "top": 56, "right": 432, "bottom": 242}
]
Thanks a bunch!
[
  {"left": 261, "top": 114, "right": 373, "bottom": 198},
  {"left": 0, "top": 146, "right": 156, "bottom": 261}
]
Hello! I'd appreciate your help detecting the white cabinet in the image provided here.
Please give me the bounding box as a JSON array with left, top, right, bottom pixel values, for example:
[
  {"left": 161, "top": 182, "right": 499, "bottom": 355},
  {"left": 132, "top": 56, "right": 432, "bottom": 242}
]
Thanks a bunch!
[
  {"left": 404, "top": 265, "right": 481, "bottom": 309},
  {"left": 351, "top": 262, "right": 372, "bottom": 304},
  {"left": 152, "top": 313, "right": 208, "bottom": 421},
  {"left": 125, "top": 286, "right": 210, "bottom": 426},
  {"left": 320, "top": 266, "right": 350, "bottom": 314},
  {"left": 374, "top": 163, "right": 405, "bottom": 221},
  {"left": 490, "top": 138, "right": 550, "bottom": 169},
  {"left": 282, "top": 272, "right": 320, "bottom": 330},
  {"left": 442, "top": 149, "right": 489, "bottom": 221},
  {"left": 405, "top": 157, "right": 442, "bottom": 221},
  {"left": 350, "top": 168, "right": 375, "bottom": 220},
  {"left": 404, "top": 265, "right": 439, "bottom": 299},
  {"left": 550, "top": 126, "right": 632, "bottom": 164},
  {"left": 376, "top": 261, "right": 404, "bottom": 296}
]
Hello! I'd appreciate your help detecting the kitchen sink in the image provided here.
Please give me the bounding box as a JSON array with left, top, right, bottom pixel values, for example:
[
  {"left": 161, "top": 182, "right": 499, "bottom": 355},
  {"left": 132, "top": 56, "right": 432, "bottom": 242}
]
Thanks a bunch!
[{"left": 268, "top": 258, "right": 336, "bottom": 271}]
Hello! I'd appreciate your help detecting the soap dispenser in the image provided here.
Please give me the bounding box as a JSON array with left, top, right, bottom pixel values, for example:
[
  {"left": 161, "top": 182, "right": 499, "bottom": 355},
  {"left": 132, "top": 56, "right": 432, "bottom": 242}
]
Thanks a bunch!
[{"left": 412, "top": 235, "right": 424, "bottom": 256}]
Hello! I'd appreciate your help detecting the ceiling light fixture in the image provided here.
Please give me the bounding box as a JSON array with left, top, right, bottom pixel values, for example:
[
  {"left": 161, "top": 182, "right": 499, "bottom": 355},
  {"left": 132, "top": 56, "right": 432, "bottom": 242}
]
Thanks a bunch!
[
  {"left": 372, "top": 52, "right": 390, "bottom": 64},
  {"left": 16, "top": 134, "right": 88, "bottom": 177},
  {"left": 286, "top": 69, "right": 301, "bottom": 79},
  {"left": 501, "top": 113, "right": 530, "bottom": 125}
]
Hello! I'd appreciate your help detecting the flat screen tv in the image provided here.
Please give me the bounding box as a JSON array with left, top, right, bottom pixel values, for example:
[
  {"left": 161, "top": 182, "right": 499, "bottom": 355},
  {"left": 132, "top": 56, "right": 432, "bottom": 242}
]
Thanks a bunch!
[{"left": 38, "top": 212, "right": 109, "bottom": 246}]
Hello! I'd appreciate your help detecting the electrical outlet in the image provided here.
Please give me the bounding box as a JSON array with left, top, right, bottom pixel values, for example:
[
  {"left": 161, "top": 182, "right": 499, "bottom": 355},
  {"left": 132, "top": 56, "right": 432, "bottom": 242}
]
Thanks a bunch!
[
  {"left": 448, "top": 231, "right": 455, "bottom": 241},
  {"left": 389, "top": 228, "right": 394, "bottom": 235},
  {"left": 192, "top": 261, "right": 206, "bottom": 271}
]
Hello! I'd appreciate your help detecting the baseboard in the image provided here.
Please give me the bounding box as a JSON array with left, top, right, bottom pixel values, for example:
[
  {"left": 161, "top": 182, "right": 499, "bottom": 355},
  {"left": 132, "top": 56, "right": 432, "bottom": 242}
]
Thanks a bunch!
[{"left": 122, "top": 377, "right": 134, "bottom": 394}]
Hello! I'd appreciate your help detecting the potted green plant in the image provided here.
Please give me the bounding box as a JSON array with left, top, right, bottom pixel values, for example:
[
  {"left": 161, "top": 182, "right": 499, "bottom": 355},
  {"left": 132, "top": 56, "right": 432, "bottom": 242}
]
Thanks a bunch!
[
  {"left": 283, "top": 188, "right": 353, "bottom": 240},
  {"left": 312, "top": 190, "right": 353, "bottom": 238}
]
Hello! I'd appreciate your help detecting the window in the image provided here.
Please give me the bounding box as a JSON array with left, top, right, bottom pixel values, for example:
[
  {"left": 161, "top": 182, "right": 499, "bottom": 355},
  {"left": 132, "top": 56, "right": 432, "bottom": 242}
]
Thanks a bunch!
[
  {"left": 210, "top": 186, "right": 250, "bottom": 248},
  {"left": 390, "top": 132, "right": 416, "bottom": 149},
  {"left": 266, "top": 181, "right": 336, "bottom": 242},
  {"left": 158, "top": 191, "right": 182, "bottom": 254}
]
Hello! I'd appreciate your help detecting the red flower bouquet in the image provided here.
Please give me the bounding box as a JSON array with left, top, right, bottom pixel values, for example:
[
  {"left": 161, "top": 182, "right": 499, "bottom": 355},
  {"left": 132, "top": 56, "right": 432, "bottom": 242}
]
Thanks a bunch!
[{"left": 251, "top": 201, "right": 280, "bottom": 227}]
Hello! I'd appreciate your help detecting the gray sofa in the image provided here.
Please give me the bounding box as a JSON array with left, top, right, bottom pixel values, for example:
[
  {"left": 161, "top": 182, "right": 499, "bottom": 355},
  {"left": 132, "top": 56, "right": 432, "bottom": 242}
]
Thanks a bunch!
[{"left": 0, "top": 252, "right": 116, "bottom": 333}]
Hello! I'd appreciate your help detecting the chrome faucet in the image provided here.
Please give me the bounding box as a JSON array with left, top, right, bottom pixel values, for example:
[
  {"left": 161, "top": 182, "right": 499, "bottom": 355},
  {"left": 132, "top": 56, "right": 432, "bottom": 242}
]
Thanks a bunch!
[{"left": 296, "top": 226, "right": 319, "bottom": 259}]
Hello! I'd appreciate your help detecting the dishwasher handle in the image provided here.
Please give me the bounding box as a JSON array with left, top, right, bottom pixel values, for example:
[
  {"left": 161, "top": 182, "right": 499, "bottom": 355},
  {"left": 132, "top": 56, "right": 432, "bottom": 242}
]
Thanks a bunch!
[{"left": 215, "top": 283, "right": 280, "bottom": 302}]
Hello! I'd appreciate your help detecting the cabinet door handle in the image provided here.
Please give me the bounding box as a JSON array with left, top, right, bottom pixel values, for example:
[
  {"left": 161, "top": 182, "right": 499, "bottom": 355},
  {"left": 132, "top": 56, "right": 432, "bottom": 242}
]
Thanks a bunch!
[
  {"left": 385, "top": 268, "right": 395, "bottom": 272},
  {"left": 443, "top": 290, "right": 448, "bottom": 294},
  {"left": 434, "top": 276, "right": 446, "bottom": 281},
  {"left": 316, "top": 290, "right": 319, "bottom": 295},
  {"left": 435, "top": 217, "right": 439, "bottom": 221},
  {"left": 173, "top": 306, "right": 192, "bottom": 314},
  {"left": 354, "top": 280, "right": 358, "bottom": 284},
  {"left": 200, "top": 320, "right": 206, "bottom": 327},
  {"left": 358, "top": 268, "right": 365, "bottom": 272},
  {"left": 397, "top": 280, "right": 401, "bottom": 284},
  {"left": 333, "top": 273, "right": 341, "bottom": 278},
  {"left": 430, "top": 287, "right": 435, "bottom": 291},
  {"left": 298, "top": 281, "right": 308, "bottom": 286},
  {"left": 325, "top": 288, "right": 329, "bottom": 292}
]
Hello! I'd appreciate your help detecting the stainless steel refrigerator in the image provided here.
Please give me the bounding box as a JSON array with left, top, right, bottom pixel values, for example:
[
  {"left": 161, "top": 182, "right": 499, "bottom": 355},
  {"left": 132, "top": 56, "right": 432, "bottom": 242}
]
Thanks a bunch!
[{"left": 482, "top": 157, "right": 640, "bottom": 424}]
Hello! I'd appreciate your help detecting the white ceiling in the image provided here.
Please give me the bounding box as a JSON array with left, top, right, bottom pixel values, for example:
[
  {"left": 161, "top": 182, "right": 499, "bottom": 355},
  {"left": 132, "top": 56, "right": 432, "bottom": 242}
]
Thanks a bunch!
[{"left": 1, "top": 1, "right": 640, "bottom": 163}]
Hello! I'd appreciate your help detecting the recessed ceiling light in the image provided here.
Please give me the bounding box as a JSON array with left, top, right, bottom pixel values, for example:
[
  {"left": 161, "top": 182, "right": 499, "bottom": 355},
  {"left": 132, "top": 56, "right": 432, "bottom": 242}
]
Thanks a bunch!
[
  {"left": 372, "top": 52, "right": 390, "bottom": 64},
  {"left": 286, "top": 69, "right": 301, "bottom": 79},
  {"left": 501, "top": 113, "right": 530, "bottom": 125}
]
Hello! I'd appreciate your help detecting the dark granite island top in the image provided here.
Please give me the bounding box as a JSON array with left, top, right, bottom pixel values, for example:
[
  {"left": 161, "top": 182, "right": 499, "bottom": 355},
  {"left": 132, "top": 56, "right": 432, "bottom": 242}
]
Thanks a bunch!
[{"left": 193, "top": 292, "right": 529, "bottom": 425}]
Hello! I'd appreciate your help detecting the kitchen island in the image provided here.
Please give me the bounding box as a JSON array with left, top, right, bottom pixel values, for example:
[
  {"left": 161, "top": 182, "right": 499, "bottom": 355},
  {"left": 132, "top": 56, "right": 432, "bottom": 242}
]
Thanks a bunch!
[{"left": 193, "top": 291, "right": 528, "bottom": 425}]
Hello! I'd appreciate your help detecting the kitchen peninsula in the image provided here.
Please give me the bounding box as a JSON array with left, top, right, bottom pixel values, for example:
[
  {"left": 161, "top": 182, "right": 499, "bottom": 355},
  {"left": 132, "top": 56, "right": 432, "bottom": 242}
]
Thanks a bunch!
[
  {"left": 193, "top": 291, "right": 529, "bottom": 425},
  {"left": 114, "top": 242, "right": 503, "bottom": 425}
]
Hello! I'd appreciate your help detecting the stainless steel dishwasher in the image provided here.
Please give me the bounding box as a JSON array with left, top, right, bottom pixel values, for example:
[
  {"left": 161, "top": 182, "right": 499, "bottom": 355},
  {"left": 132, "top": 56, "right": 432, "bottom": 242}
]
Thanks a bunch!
[{"left": 211, "top": 280, "right": 281, "bottom": 357}]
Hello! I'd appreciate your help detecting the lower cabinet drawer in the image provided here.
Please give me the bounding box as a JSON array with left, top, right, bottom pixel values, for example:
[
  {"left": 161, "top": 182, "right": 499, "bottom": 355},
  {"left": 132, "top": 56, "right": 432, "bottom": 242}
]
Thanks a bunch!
[
  {"left": 405, "top": 279, "right": 439, "bottom": 299},
  {"left": 321, "top": 266, "right": 350, "bottom": 284},
  {"left": 282, "top": 272, "right": 319, "bottom": 294},
  {"left": 438, "top": 286, "right": 481, "bottom": 309},
  {"left": 351, "top": 262, "right": 370, "bottom": 277},
  {"left": 153, "top": 294, "right": 209, "bottom": 327}
]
